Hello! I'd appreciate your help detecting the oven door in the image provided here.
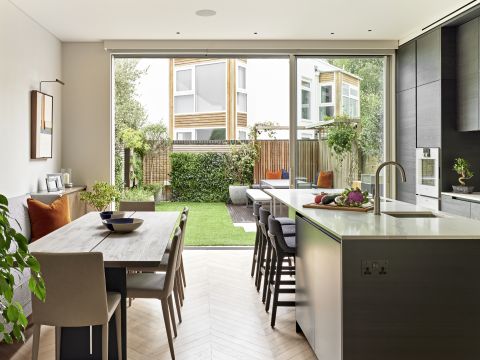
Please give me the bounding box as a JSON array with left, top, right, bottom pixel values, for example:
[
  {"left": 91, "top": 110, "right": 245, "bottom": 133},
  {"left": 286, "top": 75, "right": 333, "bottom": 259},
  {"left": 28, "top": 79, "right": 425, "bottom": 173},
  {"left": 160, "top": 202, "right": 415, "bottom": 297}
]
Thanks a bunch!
[{"left": 416, "top": 148, "right": 440, "bottom": 198}]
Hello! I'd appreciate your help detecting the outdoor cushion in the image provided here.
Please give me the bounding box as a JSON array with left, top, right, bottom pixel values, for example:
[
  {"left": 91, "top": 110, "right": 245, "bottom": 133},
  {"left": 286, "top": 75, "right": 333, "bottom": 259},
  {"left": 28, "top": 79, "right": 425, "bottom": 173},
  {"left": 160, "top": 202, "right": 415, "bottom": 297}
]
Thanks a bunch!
[
  {"left": 27, "top": 196, "right": 71, "bottom": 241},
  {"left": 266, "top": 170, "right": 282, "bottom": 179},
  {"left": 281, "top": 169, "right": 289, "bottom": 179},
  {"left": 317, "top": 171, "right": 334, "bottom": 188}
]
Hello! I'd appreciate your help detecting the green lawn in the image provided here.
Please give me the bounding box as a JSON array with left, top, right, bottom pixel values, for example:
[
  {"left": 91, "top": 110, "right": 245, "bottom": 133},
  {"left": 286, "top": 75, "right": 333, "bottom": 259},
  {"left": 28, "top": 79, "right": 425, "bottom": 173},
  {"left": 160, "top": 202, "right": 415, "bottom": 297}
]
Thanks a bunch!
[{"left": 155, "top": 202, "right": 255, "bottom": 246}]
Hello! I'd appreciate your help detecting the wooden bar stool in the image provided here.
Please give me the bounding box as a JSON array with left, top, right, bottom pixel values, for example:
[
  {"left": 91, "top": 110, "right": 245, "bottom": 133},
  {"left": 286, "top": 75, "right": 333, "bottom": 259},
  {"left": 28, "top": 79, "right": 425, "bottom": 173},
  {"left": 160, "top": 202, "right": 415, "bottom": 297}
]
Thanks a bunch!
[{"left": 265, "top": 216, "right": 296, "bottom": 328}]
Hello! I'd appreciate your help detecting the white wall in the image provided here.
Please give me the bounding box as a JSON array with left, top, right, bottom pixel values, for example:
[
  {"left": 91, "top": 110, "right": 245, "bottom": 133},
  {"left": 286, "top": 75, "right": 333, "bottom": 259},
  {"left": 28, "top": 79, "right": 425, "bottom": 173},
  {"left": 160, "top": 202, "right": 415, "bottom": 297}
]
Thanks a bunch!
[
  {"left": 61, "top": 42, "right": 110, "bottom": 188},
  {"left": 0, "top": 0, "right": 62, "bottom": 198}
]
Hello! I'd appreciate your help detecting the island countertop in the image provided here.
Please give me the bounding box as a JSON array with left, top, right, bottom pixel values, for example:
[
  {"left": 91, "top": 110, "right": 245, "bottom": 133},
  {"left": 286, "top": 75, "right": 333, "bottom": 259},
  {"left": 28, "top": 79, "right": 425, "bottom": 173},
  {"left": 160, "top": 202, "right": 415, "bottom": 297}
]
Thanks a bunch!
[{"left": 265, "top": 188, "right": 480, "bottom": 240}]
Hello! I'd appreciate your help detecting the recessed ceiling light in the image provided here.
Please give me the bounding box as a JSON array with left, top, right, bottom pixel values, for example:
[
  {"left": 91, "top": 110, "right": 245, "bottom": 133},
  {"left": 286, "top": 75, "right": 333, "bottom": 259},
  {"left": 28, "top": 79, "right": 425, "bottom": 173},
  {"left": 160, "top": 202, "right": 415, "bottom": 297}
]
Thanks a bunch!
[
  {"left": 176, "top": 31, "right": 181, "bottom": 35},
  {"left": 196, "top": 9, "right": 216, "bottom": 17},
  {"left": 254, "top": 32, "right": 258, "bottom": 35},
  {"left": 368, "top": 29, "right": 373, "bottom": 32},
  {"left": 330, "top": 32, "right": 335, "bottom": 35}
]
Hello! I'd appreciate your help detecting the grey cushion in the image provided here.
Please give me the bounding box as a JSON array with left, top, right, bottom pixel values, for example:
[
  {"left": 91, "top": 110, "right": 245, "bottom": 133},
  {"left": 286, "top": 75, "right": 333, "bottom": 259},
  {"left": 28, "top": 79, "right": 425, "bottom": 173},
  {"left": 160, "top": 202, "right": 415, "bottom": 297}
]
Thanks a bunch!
[
  {"left": 285, "top": 236, "right": 296, "bottom": 249},
  {"left": 281, "top": 224, "right": 296, "bottom": 236},
  {"left": 277, "top": 217, "right": 295, "bottom": 226},
  {"left": 7, "top": 194, "right": 31, "bottom": 241}
]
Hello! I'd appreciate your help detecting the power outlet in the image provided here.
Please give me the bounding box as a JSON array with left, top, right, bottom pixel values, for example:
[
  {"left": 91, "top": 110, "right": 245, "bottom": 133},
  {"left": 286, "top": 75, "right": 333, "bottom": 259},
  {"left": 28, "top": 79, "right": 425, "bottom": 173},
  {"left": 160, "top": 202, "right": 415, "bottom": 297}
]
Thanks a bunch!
[{"left": 361, "top": 260, "right": 388, "bottom": 276}]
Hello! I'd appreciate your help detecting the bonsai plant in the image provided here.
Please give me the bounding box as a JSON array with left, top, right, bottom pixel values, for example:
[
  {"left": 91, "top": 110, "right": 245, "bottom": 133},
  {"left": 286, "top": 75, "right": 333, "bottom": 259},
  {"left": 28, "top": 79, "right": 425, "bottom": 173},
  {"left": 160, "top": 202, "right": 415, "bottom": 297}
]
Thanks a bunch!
[
  {"left": 452, "top": 158, "right": 474, "bottom": 193},
  {"left": 80, "top": 182, "right": 121, "bottom": 212},
  {"left": 229, "top": 142, "right": 258, "bottom": 205},
  {"left": 0, "top": 194, "right": 45, "bottom": 343}
]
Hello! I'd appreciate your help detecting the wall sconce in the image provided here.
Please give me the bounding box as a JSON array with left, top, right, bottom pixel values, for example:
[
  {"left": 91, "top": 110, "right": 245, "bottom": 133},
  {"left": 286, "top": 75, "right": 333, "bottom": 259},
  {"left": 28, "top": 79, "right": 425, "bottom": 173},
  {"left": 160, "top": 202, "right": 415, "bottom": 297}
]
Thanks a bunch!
[{"left": 39, "top": 78, "right": 65, "bottom": 93}]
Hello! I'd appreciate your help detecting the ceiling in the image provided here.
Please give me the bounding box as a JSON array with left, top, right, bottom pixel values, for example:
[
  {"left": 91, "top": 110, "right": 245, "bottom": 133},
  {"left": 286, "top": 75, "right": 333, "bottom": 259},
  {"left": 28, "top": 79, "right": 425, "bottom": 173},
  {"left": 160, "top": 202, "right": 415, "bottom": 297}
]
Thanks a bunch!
[{"left": 9, "top": 0, "right": 474, "bottom": 42}]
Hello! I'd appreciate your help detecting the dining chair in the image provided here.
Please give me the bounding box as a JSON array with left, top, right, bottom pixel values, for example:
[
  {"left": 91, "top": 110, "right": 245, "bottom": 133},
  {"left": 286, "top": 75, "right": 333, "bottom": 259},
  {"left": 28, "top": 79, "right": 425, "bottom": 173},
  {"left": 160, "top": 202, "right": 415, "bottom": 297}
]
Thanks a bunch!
[
  {"left": 31, "top": 252, "right": 122, "bottom": 360},
  {"left": 126, "top": 227, "right": 182, "bottom": 360},
  {"left": 118, "top": 200, "right": 155, "bottom": 212}
]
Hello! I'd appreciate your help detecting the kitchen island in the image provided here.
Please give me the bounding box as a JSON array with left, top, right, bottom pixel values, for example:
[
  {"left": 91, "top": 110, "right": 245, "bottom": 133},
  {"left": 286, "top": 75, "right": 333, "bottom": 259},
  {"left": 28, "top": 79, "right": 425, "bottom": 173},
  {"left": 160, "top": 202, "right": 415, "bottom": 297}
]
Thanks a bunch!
[{"left": 265, "top": 189, "right": 480, "bottom": 360}]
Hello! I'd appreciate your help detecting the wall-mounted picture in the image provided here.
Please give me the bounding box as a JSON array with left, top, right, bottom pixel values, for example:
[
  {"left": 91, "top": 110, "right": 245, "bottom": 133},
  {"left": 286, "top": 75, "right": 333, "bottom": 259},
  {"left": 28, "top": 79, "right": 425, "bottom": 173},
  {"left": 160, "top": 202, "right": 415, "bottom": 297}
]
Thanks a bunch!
[{"left": 31, "top": 90, "right": 53, "bottom": 159}]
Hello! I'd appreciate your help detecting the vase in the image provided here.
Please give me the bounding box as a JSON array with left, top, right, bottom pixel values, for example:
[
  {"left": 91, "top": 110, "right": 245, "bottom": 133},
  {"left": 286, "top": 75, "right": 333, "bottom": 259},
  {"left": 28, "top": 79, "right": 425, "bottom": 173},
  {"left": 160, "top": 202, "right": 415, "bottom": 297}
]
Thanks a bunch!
[{"left": 229, "top": 185, "right": 249, "bottom": 205}]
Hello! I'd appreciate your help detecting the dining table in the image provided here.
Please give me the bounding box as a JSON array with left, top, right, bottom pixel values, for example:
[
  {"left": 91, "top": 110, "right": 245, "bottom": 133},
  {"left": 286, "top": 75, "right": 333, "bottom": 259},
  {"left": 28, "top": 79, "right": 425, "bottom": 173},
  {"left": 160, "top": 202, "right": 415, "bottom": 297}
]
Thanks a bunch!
[{"left": 28, "top": 210, "right": 180, "bottom": 360}]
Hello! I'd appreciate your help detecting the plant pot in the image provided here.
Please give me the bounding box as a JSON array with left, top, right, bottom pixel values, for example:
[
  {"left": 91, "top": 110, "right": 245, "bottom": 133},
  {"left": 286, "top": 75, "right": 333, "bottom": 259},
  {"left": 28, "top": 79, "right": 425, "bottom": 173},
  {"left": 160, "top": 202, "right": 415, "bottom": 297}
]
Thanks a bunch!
[
  {"left": 452, "top": 185, "right": 475, "bottom": 194},
  {"left": 154, "top": 190, "right": 163, "bottom": 204},
  {"left": 229, "top": 185, "right": 249, "bottom": 205}
]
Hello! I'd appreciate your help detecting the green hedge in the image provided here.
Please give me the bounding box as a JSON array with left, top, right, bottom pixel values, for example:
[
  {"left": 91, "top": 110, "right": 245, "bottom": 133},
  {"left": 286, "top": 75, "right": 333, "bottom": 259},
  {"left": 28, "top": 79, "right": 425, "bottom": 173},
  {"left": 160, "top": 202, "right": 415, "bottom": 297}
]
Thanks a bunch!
[{"left": 170, "top": 152, "right": 234, "bottom": 202}]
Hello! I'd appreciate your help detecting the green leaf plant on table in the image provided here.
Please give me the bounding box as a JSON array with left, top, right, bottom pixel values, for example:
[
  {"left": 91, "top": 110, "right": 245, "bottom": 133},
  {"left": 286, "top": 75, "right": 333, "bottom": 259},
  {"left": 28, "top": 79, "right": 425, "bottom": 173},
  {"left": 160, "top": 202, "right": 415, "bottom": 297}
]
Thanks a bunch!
[{"left": 0, "top": 194, "right": 45, "bottom": 344}]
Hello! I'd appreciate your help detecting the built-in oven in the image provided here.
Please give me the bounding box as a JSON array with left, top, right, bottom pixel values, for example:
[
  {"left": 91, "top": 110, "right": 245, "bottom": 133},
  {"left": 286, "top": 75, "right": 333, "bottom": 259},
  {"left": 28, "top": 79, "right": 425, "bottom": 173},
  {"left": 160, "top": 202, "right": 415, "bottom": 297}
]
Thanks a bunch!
[{"left": 416, "top": 148, "right": 440, "bottom": 211}]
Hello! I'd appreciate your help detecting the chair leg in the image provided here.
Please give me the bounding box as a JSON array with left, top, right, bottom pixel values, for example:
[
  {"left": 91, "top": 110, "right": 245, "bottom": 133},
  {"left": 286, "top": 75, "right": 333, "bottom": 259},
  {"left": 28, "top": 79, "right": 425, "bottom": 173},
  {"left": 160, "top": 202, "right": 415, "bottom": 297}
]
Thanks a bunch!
[
  {"left": 180, "top": 256, "right": 186, "bottom": 287},
  {"left": 174, "top": 279, "right": 182, "bottom": 323},
  {"left": 168, "top": 295, "right": 178, "bottom": 337},
  {"left": 265, "top": 248, "right": 277, "bottom": 312},
  {"left": 102, "top": 323, "right": 109, "bottom": 360},
  {"left": 177, "top": 273, "right": 185, "bottom": 302},
  {"left": 161, "top": 298, "right": 175, "bottom": 360},
  {"left": 55, "top": 326, "right": 61, "bottom": 360},
  {"left": 262, "top": 242, "right": 272, "bottom": 303},
  {"left": 251, "top": 228, "right": 260, "bottom": 277},
  {"left": 32, "top": 323, "right": 41, "bottom": 360},
  {"left": 115, "top": 305, "right": 122, "bottom": 360},
  {"left": 271, "top": 255, "right": 284, "bottom": 328},
  {"left": 255, "top": 234, "right": 266, "bottom": 291}
]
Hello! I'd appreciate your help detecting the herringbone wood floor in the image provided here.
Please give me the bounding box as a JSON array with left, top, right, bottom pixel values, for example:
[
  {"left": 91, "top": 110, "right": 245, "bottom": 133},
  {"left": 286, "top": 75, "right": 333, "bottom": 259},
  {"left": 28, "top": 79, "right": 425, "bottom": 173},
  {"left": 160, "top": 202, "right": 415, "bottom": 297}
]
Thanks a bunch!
[{"left": 0, "top": 250, "right": 315, "bottom": 360}]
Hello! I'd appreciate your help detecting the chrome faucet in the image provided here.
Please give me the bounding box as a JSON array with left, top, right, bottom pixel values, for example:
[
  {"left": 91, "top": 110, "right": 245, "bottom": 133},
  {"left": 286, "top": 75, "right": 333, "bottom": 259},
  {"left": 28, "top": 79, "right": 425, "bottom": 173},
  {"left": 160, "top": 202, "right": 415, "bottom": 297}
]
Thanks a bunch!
[{"left": 374, "top": 161, "right": 406, "bottom": 215}]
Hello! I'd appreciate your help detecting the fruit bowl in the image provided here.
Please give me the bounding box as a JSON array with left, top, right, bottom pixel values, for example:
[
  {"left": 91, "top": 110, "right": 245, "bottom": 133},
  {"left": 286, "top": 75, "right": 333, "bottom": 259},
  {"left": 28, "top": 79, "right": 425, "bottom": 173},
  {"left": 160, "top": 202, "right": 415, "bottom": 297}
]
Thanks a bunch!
[
  {"left": 102, "top": 218, "right": 144, "bottom": 233},
  {"left": 100, "top": 211, "right": 126, "bottom": 220}
]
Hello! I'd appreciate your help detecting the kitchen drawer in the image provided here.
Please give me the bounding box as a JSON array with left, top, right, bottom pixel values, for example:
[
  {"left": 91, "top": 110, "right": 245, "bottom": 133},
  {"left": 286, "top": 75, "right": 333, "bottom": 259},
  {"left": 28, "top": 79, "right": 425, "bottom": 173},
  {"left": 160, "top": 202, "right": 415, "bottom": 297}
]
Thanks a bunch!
[
  {"left": 441, "top": 195, "right": 471, "bottom": 218},
  {"left": 470, "top": 202, "right": 480, "bottom": 220}
]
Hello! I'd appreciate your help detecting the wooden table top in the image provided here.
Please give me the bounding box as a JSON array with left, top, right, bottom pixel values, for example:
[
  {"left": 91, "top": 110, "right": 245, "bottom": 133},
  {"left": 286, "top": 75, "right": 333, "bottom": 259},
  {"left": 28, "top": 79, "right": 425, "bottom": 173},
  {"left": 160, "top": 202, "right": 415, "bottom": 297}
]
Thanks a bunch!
[{"left": 29, "top": 211, "right": 180, "bottom": 268}]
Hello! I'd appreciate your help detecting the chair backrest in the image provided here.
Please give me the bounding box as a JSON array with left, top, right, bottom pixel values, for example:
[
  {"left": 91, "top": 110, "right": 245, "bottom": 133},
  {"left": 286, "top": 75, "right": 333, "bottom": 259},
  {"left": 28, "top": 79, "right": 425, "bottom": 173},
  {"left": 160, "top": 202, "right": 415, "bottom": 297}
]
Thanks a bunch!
[
  {"left": 176, "top": 214, "right": 188, "bottom": 271},
  {"left": 267, "top": 216, "right": 291, "bottom": 253},
  {"left": 119, "top": 200, "right": 155, "bottom": 212},
  {"left": 258, "top": 207, "right": 270, "bottom": 238},
  {"left": 253, "top": 202, "right": 262, "bottom": 220},
  {"left": 164, "top": 227, "right": 182, "bottom": 294},
  {"left": 31, "top": 252, "right": 109, "bottom": 327}
]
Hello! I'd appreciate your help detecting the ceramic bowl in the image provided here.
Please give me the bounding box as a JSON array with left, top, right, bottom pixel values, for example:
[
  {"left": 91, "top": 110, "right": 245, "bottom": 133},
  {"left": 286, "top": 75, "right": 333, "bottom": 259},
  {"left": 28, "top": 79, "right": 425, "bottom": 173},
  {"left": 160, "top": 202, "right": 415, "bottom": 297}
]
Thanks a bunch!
[
  {"left": 99, "top": 211, "right": 126, "bottom": 220},
  {"left": 102, "top": 218, "right": 144, "bottom": 233}
]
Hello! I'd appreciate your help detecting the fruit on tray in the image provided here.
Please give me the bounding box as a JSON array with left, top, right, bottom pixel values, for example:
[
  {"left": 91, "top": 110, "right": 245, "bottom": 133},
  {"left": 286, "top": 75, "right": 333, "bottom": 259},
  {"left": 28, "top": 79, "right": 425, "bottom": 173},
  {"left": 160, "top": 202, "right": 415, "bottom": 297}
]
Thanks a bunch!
[
  {"left": 334, "top": 187, "right": 369, "bottom": 207},
  {"left": 314, "top": 192, "right": 327, "bottom": 204},
  {"left": 321, "top": 194, "right": 341, "bottom": 205}
]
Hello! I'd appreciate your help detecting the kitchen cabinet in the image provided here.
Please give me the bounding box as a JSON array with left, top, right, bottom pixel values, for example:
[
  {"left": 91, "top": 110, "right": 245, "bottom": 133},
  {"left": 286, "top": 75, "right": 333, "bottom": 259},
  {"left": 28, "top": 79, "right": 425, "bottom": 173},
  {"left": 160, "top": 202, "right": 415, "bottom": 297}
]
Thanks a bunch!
[
  {"left": 417, "top": 30, "right": 441, "bottom": 86},
  {"left": 441, "top": 195, "right": 471, "bottom": 217},
  {"left": 457, "top": 18, "right": 479, "bottom": 131},
  {"left": 470, "top": 202, "right": 480, "bottom": 220},
  {"left": 396, "top": 88, "right": 416, "bottom": 204},
  {"left": 396, "top": 41, "right": 416, "bottom": 92},
  {"left": 416, "top": 81, "right": 442, "bottom": 148}
]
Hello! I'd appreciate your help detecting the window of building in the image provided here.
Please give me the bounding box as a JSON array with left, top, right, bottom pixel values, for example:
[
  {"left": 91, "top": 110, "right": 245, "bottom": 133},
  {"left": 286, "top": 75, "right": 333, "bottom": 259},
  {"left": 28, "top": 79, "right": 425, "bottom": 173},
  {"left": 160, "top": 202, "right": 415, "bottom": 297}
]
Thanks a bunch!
[
  {"left": 195, "top": 128, "right": 226, "bottom": 140},
  {"left": 176, "top": 131, "right": 193, "bottom": 140},
  {"left": 238, "top": 130, "right": 247, "bottom": 140},
  {"left": 301, "top": 78, "right": 311, "bottom": 121},
  {"left": 342, "top": 83, "right": 359, "bottom": 118},
  {"left": 319, "top": 83, "right": 334, "bottom": 121},
  {"left": 174, "top": 62, "right": 226, "bottom": 114},
  {"left": 237, "top": 64, "right": 247, "bottom": 112}
]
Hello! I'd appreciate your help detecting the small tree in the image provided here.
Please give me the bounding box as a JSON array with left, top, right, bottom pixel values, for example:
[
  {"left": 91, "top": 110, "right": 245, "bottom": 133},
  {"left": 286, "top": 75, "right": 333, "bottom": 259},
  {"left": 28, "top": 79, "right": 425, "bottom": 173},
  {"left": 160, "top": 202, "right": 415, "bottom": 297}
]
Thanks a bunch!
[
  {"left": 453, "top": 158, "right": 474, "bottom": 186},
  {"left": 230, "top": 142, "right": 259, "bottom": 185}
]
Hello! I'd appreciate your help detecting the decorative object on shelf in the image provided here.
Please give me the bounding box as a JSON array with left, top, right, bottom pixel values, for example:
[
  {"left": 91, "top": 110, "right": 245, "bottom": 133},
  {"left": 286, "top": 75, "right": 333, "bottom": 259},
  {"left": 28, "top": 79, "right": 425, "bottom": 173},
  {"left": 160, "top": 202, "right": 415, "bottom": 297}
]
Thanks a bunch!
[
  {"left": 0, "top": 194, "right": 46, "bottom": 343},
  {"left": 61, "top": 168, "right": 73, "bottom": 188},
  {"left": 99, "top": 211, "right": 126, "bottom": 220},
  {"left": 45, "top": 173, "right": 64, "bottom": 192},
  {"left": 80, "top": 182, "right": 121, "bottom": 212},
  {"left": 102, "top": 218, "right": 144, "bottom": 233},
  {"left": 31, "top": 91, "right": 53, "bottom": 159},
  {"left": 452, "top": 158, "right": 474, "bottom": 194}
]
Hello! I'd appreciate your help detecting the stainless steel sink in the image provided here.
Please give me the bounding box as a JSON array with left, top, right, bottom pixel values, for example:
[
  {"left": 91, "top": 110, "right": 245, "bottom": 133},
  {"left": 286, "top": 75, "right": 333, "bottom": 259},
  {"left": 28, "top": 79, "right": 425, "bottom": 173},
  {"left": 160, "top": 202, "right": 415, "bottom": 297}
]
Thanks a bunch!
[{"left": 382, "top": 211, "right": 440, "bottom": 218}]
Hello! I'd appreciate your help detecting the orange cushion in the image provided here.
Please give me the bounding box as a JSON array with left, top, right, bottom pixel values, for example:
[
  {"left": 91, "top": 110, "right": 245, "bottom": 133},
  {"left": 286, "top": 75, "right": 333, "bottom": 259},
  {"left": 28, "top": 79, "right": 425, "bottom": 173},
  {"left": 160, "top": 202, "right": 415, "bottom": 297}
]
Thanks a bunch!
[
  {"left": 266, "top": 170, "right": 282, "bottom": 180},
  {"left": 27, "top": 196, "right": 71, "bottom": 242},
  {"left": 317, "top": 171, "right": 334, "bottom": 188}
]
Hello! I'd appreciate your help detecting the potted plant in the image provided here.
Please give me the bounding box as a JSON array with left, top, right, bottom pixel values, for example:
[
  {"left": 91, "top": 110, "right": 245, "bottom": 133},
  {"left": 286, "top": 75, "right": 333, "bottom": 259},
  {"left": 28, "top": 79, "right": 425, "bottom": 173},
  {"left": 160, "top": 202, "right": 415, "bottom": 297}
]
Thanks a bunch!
[
  {"left": 229, "top": 142, "right": 258, "bottom": 205},
  {"left": 144, "top": 183, "right": 163, "bottom": 204},
  {"left": 0, "top": 194, "right": 45, "bottom": 343},
  {"left": 80, "top": 182, "right": 121, "bottom": 211},
  {"left": 452, "top": 158, "right": 474, "bottom": 193}
]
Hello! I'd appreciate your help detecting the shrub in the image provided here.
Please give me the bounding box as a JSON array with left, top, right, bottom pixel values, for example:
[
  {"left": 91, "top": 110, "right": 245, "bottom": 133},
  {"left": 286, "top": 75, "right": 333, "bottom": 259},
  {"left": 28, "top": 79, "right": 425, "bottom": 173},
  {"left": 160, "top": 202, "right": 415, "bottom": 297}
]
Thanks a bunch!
[{"left": 170, "top": 152, "right": 233, "bottom": 202}]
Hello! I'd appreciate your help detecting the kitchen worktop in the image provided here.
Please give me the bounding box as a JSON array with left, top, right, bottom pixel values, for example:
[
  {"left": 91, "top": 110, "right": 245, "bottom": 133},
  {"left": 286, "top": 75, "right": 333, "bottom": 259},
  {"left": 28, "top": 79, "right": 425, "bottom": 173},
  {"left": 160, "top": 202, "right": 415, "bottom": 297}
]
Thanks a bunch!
[
  {"left": 265, "top": 188, "right": 480, "bottom": 240},
  {"left": 441, "top": 191, "right": 480, "bottom": 202}
]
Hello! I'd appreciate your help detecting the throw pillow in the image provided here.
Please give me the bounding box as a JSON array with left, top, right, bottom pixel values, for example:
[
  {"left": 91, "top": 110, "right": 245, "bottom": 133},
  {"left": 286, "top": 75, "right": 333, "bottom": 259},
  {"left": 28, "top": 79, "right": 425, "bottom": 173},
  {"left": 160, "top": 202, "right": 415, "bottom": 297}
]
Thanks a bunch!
[
  {"left": 317, "top": 171, "right": 334, "bottom": 189},
  {"left": 281, "top": 169, "right": 289, "bottom": 179},
  {"left": 27, "top": 196, "right": 71, "bottom": 242},
  {"left": 266, "top": 170, "right": 282, "bottom": 179}
]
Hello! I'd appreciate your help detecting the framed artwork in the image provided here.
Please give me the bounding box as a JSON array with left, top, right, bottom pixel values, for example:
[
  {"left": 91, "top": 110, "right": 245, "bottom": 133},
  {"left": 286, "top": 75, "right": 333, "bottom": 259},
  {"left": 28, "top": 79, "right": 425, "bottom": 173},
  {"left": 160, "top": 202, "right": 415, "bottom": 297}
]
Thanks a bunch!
[
  {"left": 31, "top": 90, "right": 53, "bottom": 159},
  {"left": 46, "top": 173, "right": 64, "bottom": 192}
]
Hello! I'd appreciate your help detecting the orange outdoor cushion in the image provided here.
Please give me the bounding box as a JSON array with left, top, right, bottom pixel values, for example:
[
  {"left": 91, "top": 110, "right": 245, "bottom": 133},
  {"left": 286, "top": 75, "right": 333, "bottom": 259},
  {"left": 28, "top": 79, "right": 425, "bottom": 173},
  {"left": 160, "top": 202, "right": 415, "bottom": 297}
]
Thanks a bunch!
[
  {"left": 266, "top": 170, "right": 282, "bottom": 180},
  {"left": 317, "top": 171, "right": 334, "bottom": 188},
  {"left": 27, "top": 196, "right": 71, "bottom": 242}
]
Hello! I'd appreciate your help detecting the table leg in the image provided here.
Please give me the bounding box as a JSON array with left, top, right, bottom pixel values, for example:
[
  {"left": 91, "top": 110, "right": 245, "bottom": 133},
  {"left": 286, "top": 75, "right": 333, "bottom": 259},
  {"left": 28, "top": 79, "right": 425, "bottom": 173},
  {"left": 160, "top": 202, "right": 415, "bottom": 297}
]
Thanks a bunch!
[{"left": 59, "top": 268, "right": 126, "bottom": 360}]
